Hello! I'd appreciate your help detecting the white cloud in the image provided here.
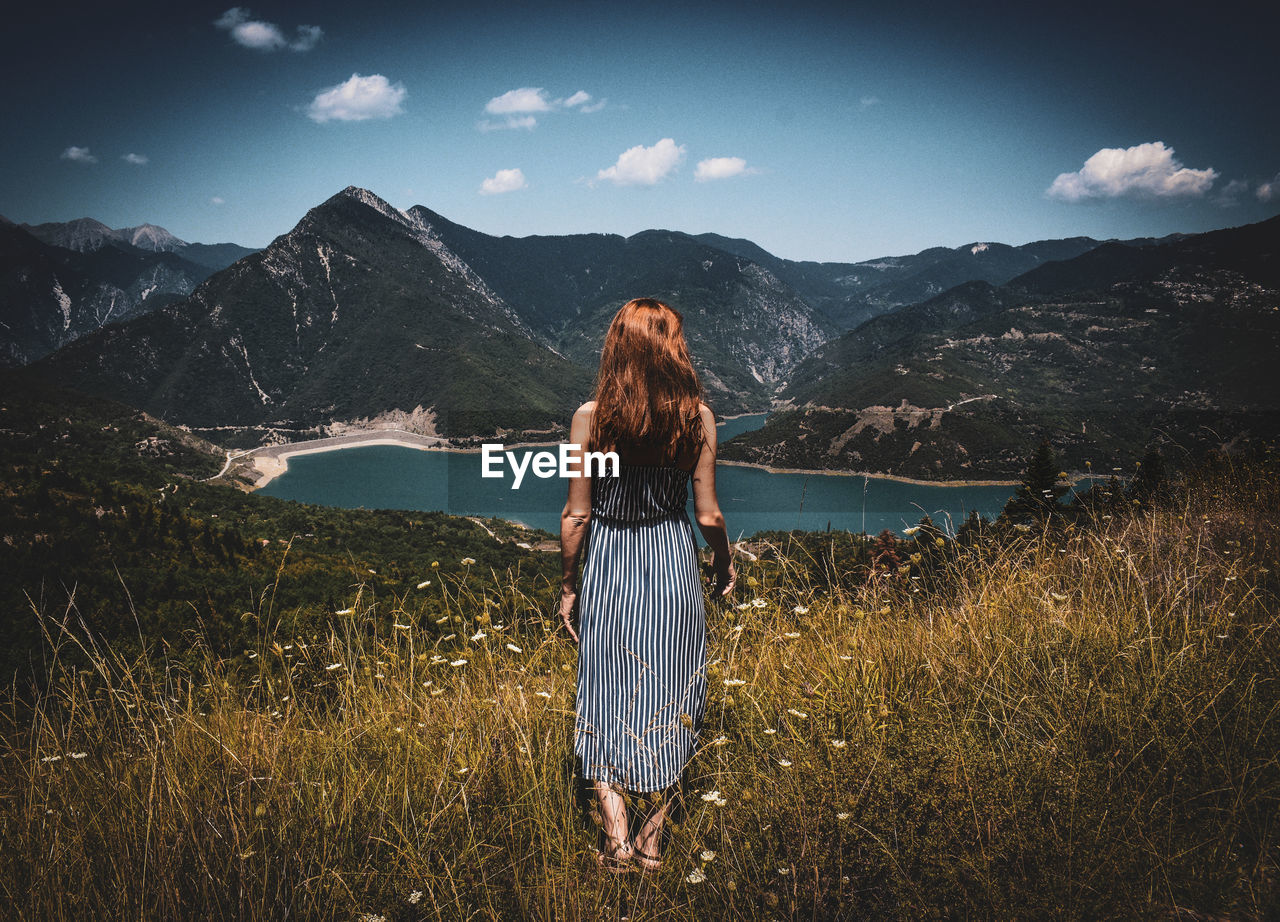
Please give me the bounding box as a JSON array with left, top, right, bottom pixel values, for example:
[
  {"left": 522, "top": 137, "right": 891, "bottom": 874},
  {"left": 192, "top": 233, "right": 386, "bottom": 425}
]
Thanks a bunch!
[
  {"left": 479, "top": 87, "right": 604, "bottom": 129},
  {"left": 485, "top": 87, "right": 552, "bottom": 115},
  {"left": 211, "top": 197, "right": 226, "bottom": 205},
  {"left": 290, "top": 24, "right": 323, "bottom": 52},
  {"left": 860, "top": 95, "right": 881, "bottom": 107},
  {"left": 215, "top": 8, "right": 322, "bottom": 52},
  {"left": 122, "top": 153, "right": 148, "bottom": 165},
  {"left": 1047, "top": 142, "right": 1218, "bottom": 202},
  {"left": 596, "top": 139, "right": 685, "bottom": 186},
  {"left": 1212, "top": 178, "right": 1250, "bottom": 207},
  {"left": 307, "top": 74, "right": 407, "bottom": 123},
  {"left": 480, "top": 168, "right": 528, "bottom": 195},
  {"left": 60, "top": 146, "right": 96, "bottom": 164},
  {"left": 694, "top": 156, "right": 756, "bottom": 182},
  {"left": 478, "top": 114, "right": 537, "bottom": 132},
  {"left": 1258, "top": 173, "right": 1280, "bottom": 203}
]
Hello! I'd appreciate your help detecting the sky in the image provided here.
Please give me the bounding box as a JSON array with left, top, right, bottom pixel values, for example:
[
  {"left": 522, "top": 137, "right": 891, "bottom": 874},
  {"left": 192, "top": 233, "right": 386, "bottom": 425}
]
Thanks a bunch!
[{"left": 2, "top": 0, "right": 1277, "bottom": 262}]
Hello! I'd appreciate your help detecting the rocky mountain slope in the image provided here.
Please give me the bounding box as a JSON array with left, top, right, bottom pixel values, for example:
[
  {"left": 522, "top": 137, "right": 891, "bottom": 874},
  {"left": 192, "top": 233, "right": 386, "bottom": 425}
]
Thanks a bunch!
[
  {"left": 32, "top": 188, "right": 593, "bottom": 442},
  {"left": 1, "top": 217, "right": 257, "bottom": 365},
  {"left": 721, "top": 216, "right": 1280, "bottom": 478}
]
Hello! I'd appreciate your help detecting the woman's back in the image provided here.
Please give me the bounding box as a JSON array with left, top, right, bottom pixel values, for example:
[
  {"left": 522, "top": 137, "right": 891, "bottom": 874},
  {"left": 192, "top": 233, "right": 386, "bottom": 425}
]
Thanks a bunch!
[{"left": 590, "top": 464, "right": 691, "bottom": 523}]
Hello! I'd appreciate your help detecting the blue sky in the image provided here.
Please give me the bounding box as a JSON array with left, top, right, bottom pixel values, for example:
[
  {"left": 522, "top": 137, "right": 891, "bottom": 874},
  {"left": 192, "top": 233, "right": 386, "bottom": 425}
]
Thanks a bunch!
[{"left": 3, "top": 0, "right": 1277, "bottom": 261}]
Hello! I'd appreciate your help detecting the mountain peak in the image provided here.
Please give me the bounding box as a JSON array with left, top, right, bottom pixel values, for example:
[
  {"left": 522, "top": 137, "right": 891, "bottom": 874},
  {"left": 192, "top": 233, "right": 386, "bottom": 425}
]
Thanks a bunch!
[{"left": 120, "top": 223, "right": 187, "bottom": 252}]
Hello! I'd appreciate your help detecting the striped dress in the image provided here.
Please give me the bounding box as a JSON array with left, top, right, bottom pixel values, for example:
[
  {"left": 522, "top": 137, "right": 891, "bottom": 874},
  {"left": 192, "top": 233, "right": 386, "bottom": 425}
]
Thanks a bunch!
[{"left": 574, "top": 464, "right": 708, "bottom": 792}]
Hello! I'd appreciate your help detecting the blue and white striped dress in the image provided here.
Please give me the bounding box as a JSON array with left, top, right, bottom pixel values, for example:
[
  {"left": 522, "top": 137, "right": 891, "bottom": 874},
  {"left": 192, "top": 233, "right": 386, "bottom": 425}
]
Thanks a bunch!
[{"left": 574, "top": 464, "right": 708, "bottom": 792}]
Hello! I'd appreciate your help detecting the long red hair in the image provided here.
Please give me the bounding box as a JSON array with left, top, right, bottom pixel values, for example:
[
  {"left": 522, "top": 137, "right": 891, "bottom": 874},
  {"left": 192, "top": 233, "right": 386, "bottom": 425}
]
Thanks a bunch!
[{"left": 588, "top": 298, "right": 704, "bottom": 461}]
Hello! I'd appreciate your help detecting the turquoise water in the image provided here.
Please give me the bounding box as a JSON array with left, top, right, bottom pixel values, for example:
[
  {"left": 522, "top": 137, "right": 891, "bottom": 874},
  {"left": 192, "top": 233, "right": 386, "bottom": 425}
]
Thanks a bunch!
[{"left": 258, "top": 440, "right": 1022, "bottom": 539}]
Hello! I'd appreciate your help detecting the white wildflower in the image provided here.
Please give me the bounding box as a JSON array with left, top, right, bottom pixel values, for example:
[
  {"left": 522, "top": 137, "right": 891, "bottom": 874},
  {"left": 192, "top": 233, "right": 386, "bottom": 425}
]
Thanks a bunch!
[
  {"left": 722, "top": 678, "right": 746, "bottom": 686},
  {"left": 336, "top": 608, "right": 354, "bottom": 615},
  {"left": 417, "top": 580, "right": 431, "bottom": 589},
  {"left": 394, "top": 623, "right": 411, "bottom": 630},
  {"left": 792, "top": 605, "right": 809, "bottom": 614},
  {"left": 461, "top": 557, "right": 476, "bottom": 565},
  {"left": 710, "top": 735, "right": 729, "bottom": 747},
  {"left": 700, "top": 849, "right": 717, "bottom": 862},
  {"left": 830, "top": 739, "right": 847, "bottom": 749},
  {"left": 450, "top": 659, "right": 468, "bottom": 667},
  {"left": 777, "top": 759, "right": 792, "bottom": 767},
  {"left": 325, "top": 663, "right": 343, "bottom": 671},
  {"left": 783, "top": 631, "right": 801, "bottom": 639},
  {"left": 536, "top": 690, "right": 552, "bottom": 698},
  {"left": 836, "top": 812, "right": 851, "bottom": 820},
  {"left": 470, "top": 630, "right": 486, "bottom": 642},
  {"left": 430, "top": 688, "right": 444, "bottom": 696},
  {"left": 787, "top": 708, "right": 808, "bottom": 719},
  {"left": 752, "top": 598, "right": 767, "bottom": 608},
  {"left": 764, "top": 728, "right": 776, "bottom": 735},
  {"left": 686, "top": 867, "right": 706, "bottom": 883},
  {"left": 441, "top": 634, "right": 456, "bottom": 641},
  {"left": 40, "top": 754, "right": 62, "bottom": 763},
  {"left": 408, "top": 890, "right": 423, "bottom": 904},
  {"left": 903, "top": 526, "right": 920, "bottom": 536},
  {"left": 506, "top": 643, "right": 523, "bottom": 653},
  {"left": 69, "top": 751, "right": 88, "bottom": 759},
  {"left": 735, "top": 602, "right": 750, "bottom": 610}
]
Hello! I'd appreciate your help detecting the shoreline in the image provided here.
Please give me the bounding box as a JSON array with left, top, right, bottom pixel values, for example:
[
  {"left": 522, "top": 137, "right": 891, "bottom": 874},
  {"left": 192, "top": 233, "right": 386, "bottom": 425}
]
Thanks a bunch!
[{"left": 241, "top": 427, "right": 1025, "bottom": 490}]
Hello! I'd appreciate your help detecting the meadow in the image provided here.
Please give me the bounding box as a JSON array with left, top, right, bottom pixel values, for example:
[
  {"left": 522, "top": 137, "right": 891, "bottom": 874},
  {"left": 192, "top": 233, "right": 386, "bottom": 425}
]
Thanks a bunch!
[{"left": 2, "top": 453, "right": 1277, "bottom": 920}]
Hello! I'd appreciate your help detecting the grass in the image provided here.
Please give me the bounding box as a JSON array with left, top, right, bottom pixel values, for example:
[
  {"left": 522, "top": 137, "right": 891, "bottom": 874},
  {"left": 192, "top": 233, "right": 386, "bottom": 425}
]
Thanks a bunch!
[{"left": 2, "top": 456, "right": 1278, "bottom": 920}]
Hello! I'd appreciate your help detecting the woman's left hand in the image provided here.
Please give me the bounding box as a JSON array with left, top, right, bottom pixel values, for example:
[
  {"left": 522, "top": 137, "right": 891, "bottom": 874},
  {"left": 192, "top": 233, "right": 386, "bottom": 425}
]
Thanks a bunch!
[{"left": 560, "top": 588, "right": 580, "bottom": 643}]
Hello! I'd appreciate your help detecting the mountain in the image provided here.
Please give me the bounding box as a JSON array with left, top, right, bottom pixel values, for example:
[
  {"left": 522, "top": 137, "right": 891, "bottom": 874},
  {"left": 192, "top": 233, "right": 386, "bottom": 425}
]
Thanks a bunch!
[
  {"left": 400, "top": 208, "right": 833, "bottom": 410},
  {"left": 23, "top": 217, "right": 256, "bottom": 267},
  {"left": 694, "top": 233, "right": 1105, "bottom": 330},
  {"left": 2, "top": 220, "right": 258, "bottom": 365},
  {"left": 31, "top": 187, "right": 593, "bottom": 443},
  {"left": 720, "top": 216, "right": 1280, "bottom": 479}
]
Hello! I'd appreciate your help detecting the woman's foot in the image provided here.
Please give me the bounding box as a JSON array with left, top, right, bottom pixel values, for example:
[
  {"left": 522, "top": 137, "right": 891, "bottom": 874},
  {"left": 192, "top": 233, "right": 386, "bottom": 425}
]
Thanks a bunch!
[
  {"left": 632, "top": 845, "right": 662, "bottom": 872},
  {"left": 595, "top": 838, "right": 634, "bottom": 874}
]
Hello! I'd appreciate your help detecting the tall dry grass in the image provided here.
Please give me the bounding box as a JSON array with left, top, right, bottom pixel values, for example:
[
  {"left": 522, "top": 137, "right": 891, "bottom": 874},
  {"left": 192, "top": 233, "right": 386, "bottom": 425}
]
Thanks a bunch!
[{"left": 2, "top": 458, "right": 1277, "bottom": 920}]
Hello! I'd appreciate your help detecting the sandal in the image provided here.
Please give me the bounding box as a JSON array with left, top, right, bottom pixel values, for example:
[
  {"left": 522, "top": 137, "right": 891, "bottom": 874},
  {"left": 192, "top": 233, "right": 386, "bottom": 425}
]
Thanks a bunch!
[
  {"left": 595, "top": 839, "right": 634, "bottom": 874},
  {"left": 633, "top": 847, "right": 662, "bottom": 872}
]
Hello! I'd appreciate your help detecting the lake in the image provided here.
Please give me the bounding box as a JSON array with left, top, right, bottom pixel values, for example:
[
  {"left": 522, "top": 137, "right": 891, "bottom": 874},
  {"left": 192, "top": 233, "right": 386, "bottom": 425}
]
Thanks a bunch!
[{"left": 256, "top": 414, "right": 1027, "bottom": 538}]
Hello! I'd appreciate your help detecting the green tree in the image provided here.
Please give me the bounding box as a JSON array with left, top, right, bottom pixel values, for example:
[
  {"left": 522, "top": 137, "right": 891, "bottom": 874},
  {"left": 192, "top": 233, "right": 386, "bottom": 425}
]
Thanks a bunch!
[{"left": 1001, "top": 440, "right": 1069, "bottom": 524}]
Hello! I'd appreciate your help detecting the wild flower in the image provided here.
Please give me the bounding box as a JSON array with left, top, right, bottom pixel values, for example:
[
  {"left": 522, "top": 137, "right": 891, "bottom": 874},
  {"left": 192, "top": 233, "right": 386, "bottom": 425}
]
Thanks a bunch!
[
  {"left": 450, "top": 659, "right": 468, "bottom": 667},
  {"left": 778, "top": 867, "right": 791, "bottom": 875},
  {"left": 735, "top": 602, "right": 750, "bottom": 610},
  {"left": 408, "top": 891, "right": 423, "bottom": 905},
  {"left": 764, "top": 728, "right": 776, "bottom": 735},
  {"left": 69, "top": 752, "right": 88, "bottom": 759},
  {"left": 470, "top": 630, "right": 486, "bottom": 642},
  {"left": 700, "top": 849, "right": 717, "bottom": 862},
  {"left": 686, "top": 867, "right": 706, "bottom": 883},
  {"left": 435, "top": 616, "right": 448, "bottom": 624},
  {"left": 506, "top": 643, "right": 523, "bottom": 653},
  {"left": 1050, "top": 593, "right": 1068, "bottom": 602},
  {"left": 783, "top": 632, "right": 801, "bottom": 639},
  {"left": 441, "top": 634, "right": 456, "bottom": 642},
  {"left": 461, "top": 557, "right": 476, "bottom": 565},
  {"left": 325, "top": 663, "right": 343, "bottom": 671},
  {"left": 710, "top": 735, "right": 729, "bottom": 747},
  {"left": 430, "top": 688, "right": 444, "bottom": 697},
  {"left": 836, "top": 812, "right": 851, "bottom": 820},
  {"left": 393, "top": 623, "right": 411, "bottom": 630},
  {"left": 793, "top": 605, "right": 809, "bottom": 614},
  {"left": 416, "top": 580, "right": 431, "bottom": 589},
  {"left": 722, "top": 678, "right": 746, "bottom": 686},
  {"left": 336, "top": 608, "right": 354, "bottom": 615},
  {"left": 903, "top": 526, "right": 920, "bottom": 536},
  {"left": 777, "top": 759, "right": 792, "bottom": 767},
  {"left": 40, "top": 754, "right": 62, "bottom": 763},
  {"left": 752, "top": 598, "right": 767, "bottom": 608},
  {"left": 536, "top": 690, "right": 552, "bottom": 699},
  {"left": 431, "top": 560, "right": 439, "bottom": 568},
  {"left": 787, "top": 708, "right": 808, "bottom": 719},
  {"left": 830, "top": 739, "right": 847, "bottom": 748}
]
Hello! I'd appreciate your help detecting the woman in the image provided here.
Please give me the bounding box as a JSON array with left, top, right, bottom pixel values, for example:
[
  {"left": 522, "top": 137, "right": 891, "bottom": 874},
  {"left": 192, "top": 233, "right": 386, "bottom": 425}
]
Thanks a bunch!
[{"left": 560, "top": 297, "right": 736, "bottom": 872}]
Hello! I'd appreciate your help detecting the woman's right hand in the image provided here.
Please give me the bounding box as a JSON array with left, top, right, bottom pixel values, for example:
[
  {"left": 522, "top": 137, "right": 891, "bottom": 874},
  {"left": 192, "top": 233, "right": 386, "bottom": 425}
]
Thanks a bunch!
[{"left": 711, "top": 557, "right": 736, "bottom": 598}]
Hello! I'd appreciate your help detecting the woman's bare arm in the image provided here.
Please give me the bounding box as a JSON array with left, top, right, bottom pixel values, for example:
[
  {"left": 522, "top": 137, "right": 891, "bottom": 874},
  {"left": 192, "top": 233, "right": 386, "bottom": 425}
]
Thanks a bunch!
[
  {"left": 692, "top": 404, "right": 735, "bottom": 598},
  {"left": 558, "top": 402, "right": 595, "bottom": 641}
]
